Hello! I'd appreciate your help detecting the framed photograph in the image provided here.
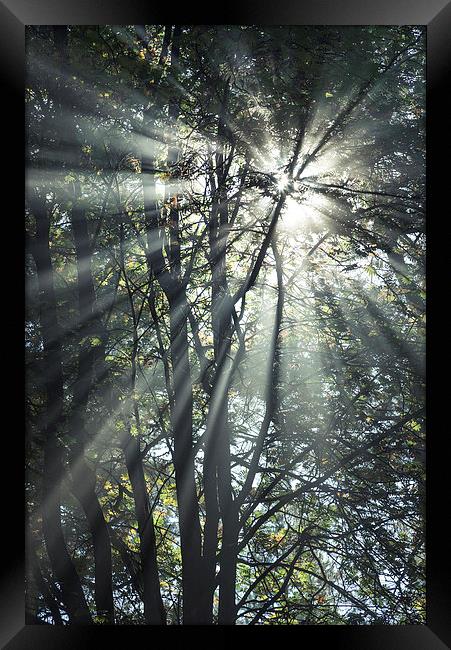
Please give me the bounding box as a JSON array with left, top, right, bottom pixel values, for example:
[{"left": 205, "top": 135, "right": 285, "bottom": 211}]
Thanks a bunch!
[{"left": 1, "top": 0, "right": 448, "bottom": 647}]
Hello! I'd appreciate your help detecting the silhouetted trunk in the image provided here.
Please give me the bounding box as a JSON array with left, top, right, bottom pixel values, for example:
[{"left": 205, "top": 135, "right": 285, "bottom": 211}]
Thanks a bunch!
[
  {"left": 167, "top": 287, "right": 206, "bottom": 624},
  {"left": 205, "top": 82, "right": 239, "bottom": 624},
  {"left": 141, "top": 25, "right": 207, "bottom": 624},
  {"left": 118, "top": 216, "right": 167, "bottom": 625},
  {"left": 210, "top": 242, "right": 239, "bottom": 624},
  {"left": 120, "top": 433, "right": 167, "bottom": 624},
  {"left": 26, "top": 522, "right": 63, "bottom": 625},
  {"left": 29, "top": 192, "right": 92, "bottom": 624},
  {"left": 55, "top": 21, "right": 115, "bottom": 623},
  {"left": 143, "top": 192, "right": 207, "bottom": 623},
  {"left": 65, "top": 190, "right": 114, "bottom": 623}
]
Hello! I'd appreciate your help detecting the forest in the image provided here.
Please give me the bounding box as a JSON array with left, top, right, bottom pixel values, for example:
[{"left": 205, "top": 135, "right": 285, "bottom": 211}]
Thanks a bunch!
[{"left": 25, "top": 25, "right": 425, "bottom": 625}]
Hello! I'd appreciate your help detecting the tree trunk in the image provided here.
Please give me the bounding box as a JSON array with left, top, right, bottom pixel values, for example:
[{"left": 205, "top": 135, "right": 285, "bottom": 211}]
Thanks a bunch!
[
  {"left": 68, "top": 189, "right": 115, "bottom": 623},
  {"left": 121, "top": 433, "right": 167, "bottom": 624},
  {"left": 29, "top": 193, "right": 92, "bottom": 625},
  {"left": 141, "top": 25, "right": 208, "bottom": 624},
  {"left": 208, "top": 85, "right": 239, "bottom": 624},
  {"left": 167, "top": 287, "right": 206, "bottom": 624},
  {"left": 26, "top": 526, "right": 64, "bottom": 625}
]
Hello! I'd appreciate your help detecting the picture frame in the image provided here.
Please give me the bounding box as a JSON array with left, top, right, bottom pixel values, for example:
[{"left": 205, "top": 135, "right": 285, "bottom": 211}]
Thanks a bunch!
[{"left": 2, "top": 0, "right": 448, "bottom": 646}]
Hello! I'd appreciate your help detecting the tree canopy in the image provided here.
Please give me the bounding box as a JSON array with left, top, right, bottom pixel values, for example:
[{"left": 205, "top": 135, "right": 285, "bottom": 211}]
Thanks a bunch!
[{"left": 25, "top": 25, "right": 425, "bottom": 625}]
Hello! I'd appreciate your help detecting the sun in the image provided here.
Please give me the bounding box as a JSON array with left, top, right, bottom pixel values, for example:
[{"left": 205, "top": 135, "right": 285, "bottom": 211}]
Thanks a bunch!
[
  {"left": 280, "top": 191, "right": 329, "bottom": 232},
  {"left": 280, "top": 196, "right": 304, "bottom": 231},
  {"left": 276, "top": 172, "right": 290, "bottom": 192}
]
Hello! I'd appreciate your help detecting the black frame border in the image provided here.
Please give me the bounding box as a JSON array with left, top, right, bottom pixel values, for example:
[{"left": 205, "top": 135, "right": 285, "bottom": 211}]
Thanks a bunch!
[{"left": 2, "top": 0, "right": 449, "bottom": 647}]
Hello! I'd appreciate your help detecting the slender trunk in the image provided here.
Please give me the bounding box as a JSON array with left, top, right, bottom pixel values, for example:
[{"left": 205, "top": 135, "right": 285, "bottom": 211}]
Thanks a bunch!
[
  {"left": 27, "top": 520, "right": 63, "bottom": 624},
  {"left": 69, "top": 457, "right": 114, "bottom": 622},
  {"left": 209, "top": 84, "right": 239, "bottom": 624},
  {"left": 118, "top": 219, "right": 166, "bottom": 624},
  {"left": 68, "top": 190, "right": 115, "bottom": 623},
  {"left": 141, "top": 25, "right": 206, "bottom": 624},
  {"left": 167, "top": 287, "right": 206, "bottom": 624},
  {"left": 212, "top": 239, "right": 239, "bottom": 626},
  {"left": 143, "top": 185, "right": 206, "bottom": 623},
  {"left": 29, "top": 193, "right": 92, "bottom": 624},
  {"left": 121, "top": 433, "right": 167, "bottom": 624},
  {"left": 50, "top": 26, "right": 115, "bottom": 623},
  {"left": 204, "top": 215, "right": 236, "bottom": 624}
]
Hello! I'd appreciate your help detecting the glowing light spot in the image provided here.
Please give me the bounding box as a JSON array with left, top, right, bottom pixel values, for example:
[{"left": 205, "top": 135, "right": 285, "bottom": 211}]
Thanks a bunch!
[
  {"left": 281, "top": 197, "right": 304, "bottom": 230},
  {"left": 276, "top": 172, "right": 290, "bottom": 192},
  {"left": 280, "top": 193, "right": 329, "bottom": 232}
]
